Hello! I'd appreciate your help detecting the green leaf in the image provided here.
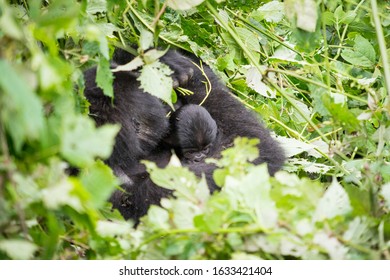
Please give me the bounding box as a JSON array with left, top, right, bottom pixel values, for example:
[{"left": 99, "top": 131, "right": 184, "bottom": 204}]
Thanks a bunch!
[
  {"left": 341, "top": 35, "right": 376, "bottom": 68},
  {"left": 286, "top": 0, "right": 318, "bottom": 32},
  {"left": 139, "top": 28, "right": 154, "bottom": 51},
  {"left": 80, "top": 161, "right": 118, "bottom": 208},
  {"left": 257, "top": 1, "right": 285, "bottom": 23},
  {"left": 0, "top": 240, "right": 38, "bottom": 260},
  {"left": 235, "top": 27, "right": 260, "bottom": 61},
  {"left": 95, "top": 220, "right": 132, "bottom": 237},
  {"left": 166, "top": 0, "right": 205, "bottom": 10},
  {"left": 143, "top": 159, "right": 209, "bottom": 204},
  {"left": 322, "top": 94, "right": 360, "bottom": 132},
  {"left": 34, "top": 0, "right": 80, "bottom": 31},
  {"left": 61, "top": 115, "right": 120, "bottom": 167},
  {"left": 87, "top": 0, "right": 107, "bottom": 15},
  {"left": 96, "top": 56, "right": 114, "bottom": 97},
  {"left": 380, "top": 183, "right": 390, "bottom": 209},
  {"left": 42, "top": 179, "right": 83, "bottom": 211},
  {"left": 138, "top": 61, "right": 174, "bottom": 108},
  {"left": 0, "top": 2, "right": 23, "bottom": 40},
  {"left": 0, "top": 60, "right": 44, "bottom": 152},
  {"left": 246, "top": 66, "right": 276, "bottom": 98},
  {"left": 314, "top": 179, "right": 352, "bottom": 221},
  {"left": 224, "top": 164, "right": 278, "bottom": 229}
]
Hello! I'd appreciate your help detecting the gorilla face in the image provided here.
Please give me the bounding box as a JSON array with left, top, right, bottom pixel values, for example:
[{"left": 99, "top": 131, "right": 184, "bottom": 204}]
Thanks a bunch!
[{"left": 166, "top": 104, "right": 218, "bottom": 163}]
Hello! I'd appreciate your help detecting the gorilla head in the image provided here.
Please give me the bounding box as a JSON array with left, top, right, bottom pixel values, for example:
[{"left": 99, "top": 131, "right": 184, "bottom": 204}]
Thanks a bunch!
[{"left": 165, "top": 104, "right": 217, "bottom": 163}]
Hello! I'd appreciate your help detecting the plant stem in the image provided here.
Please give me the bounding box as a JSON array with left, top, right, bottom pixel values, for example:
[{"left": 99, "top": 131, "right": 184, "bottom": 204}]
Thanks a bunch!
[{"left": 370, "top": 0, "right": 390, "bottom": 100}]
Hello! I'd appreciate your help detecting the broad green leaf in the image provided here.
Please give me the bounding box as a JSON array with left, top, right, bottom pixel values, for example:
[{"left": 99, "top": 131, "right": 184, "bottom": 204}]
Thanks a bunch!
[
  {"left": 343, "top": 217, "right": 375, "bottom": 245},
  {"left": 144, "top": 160, "right": 210, "bottom": 204},
  {"left": 322, "top": 94, "right": 360, "bottom": 132},
  {"left": 224, "top": 164, "right": 277, "bottom": 229},
  {"left": 314, "top": 179, "right": 352, "bottom": 221},
  {"left": 143, "top": 49, "right": 169, "bottom": 64},
  {"left": 277, "top": 136, "right": 327, "bottom": 158},
  {"left": 0, "top": 2, "right": 23, "bottom": 39},
  {"left": 138, "top": 61, "right": 174, "bottom": 108},
  {"left": 341, "top": 35, "right": 376, "bottom": 68},
  {"left": 61, "top": 115, "right": 120, "bottom": 167},
  {"left": 139, "top": 29, "right": 154, "bottom": 51},
  {"left": 194, "top": 194, "right": 232, "bottom": 232},
  {"left": 236, "top": 27, "right": 260, "bottom": 61},
  {"left": 96, "top": 220, "right": 132, "bottom": 237},
  {"left": 87, "top": 0, "right": 107, "bottom": 15},
  {"left": 334, "top": 6, "right": 357, "bottom": 25},
  {"left": 170, "top": 199, "right": 201, "bottom": 229},
  {"left": 33, "top": 0, "right": 80, "bottom": 31},
  {"left": 287, "top": 158, "right": 333, "bottom": 174},
  {"left": 42, "top": 179, "right": 83, "bottom": 211},
  {"left": 96, "top": 56, "right": 114, "bottom": 97},
  {"left": 166, "top": 0, "right": 205, "bottom": 10},
  {"left": 112, "top": 56, "right": 144, "bottom": 72},
  {"left": 0, "top": 240, "right": 38, "bottom": 260},
  {"left": 80, "top": 161, "right": 118, "bottom": 208},
  {"left": 0, "top": 60, "right": 44, "bottom": 152},
  {"left": 144, "top": 205, "right": 170, "bottom": 231},
  {"left": 246, "top": 66, "right": 276, "bottom": 98},
  {"left": 380, "top": 183, "right": 390, "bottom": 209},
  {"left": 313, "top": 232, "right": 348, "bottom": 259},
  {"left": 286, "top": 0, "right": 318, "bottom": 32},
  {"left": 258, "top": 1, "right": 285, "bottom": 23}
]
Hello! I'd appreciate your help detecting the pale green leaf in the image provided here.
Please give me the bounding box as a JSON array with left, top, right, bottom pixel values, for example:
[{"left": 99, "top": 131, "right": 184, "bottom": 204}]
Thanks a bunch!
[
  {"left": 138, "top": 61, "right": 174, "bottom": 108},
  {"left": 341, "top": 35, "right": 376, "bottom": 68},
  {"left": 343, "top": 217, "right": 375, "bottom": 245},
  {"left": 0, "top": 60, "right": 44, "bottom": 152},
  {"left": 61, "top": 115, "right": 120, "bottom": 167},
  {"left": 80, "top": 161, "right": 118, "bottom": 208},
  {"left": 258, "top": 1, "right": 285, "bottom": 23},
  {"left": 313, "top": 232, "right": 348, "bottom": 259},
  {"left": 314, "top": 178, "right": 352, "bottom": 221},
  {"left": 381, "top": 183, "right": 390, "bottom": 209},
  {"left": 224, "top": 165, "right": 278, "bottom": 229},
  {"left": 140, "top": 29, "right": 154, "bottom": 51},
  {"left": 276, "top": 136, "right": 328, "bottom": 158},
  {"left": 42, "top": 179, "right": 83, "bottom": 211},
  {"left": 246, "top": 66, "right": 276, "bottom": 98},
  {"left": 0, "top": 240, "right": 38, "bottom": 260},
  {"left": 96, "top": 220, "right": 132, "bottom": 237},
  {"left": 86, "top": 0, "right": 107, "bottom": 15},
  {"left": 166, "top": 0, "right": 205, "bottom": 10},
  {"left": 112, "top": 56, "right": 144, "bottom": 72},
  {"left": 287, "top": 0, "right": 318, "bottom": 32},
  {"left": 96, "top": 56, "right": 114, "bottom": 97},
  {"left": 144, "top": 205, "right": 170, "bottom": 230}
]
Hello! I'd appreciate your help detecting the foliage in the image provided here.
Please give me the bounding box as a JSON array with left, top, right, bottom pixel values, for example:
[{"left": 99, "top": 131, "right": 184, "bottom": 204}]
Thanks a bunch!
[{"left": 0, "top": 0, "right": 390, "bottom": 259}]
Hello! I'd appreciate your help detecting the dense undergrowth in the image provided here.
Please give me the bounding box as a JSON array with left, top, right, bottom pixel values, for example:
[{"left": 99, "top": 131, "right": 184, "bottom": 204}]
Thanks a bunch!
[{"left": 0, "top": 0, "right": 390, "bottom": 259}]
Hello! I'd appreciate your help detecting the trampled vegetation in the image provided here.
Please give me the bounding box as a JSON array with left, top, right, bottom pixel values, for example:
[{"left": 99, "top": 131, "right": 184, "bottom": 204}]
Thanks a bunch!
[{"left": 0, "top": 0, "right": 390, "bottom": 259}]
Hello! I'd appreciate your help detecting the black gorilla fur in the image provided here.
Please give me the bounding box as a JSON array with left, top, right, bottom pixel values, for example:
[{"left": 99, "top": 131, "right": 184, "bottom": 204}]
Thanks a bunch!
[
  {"left": 164, "top": 104, "right": 218, "bottom": 163},
  {"left": 83, "top": 49, "right": 285, "bottom": 224}
]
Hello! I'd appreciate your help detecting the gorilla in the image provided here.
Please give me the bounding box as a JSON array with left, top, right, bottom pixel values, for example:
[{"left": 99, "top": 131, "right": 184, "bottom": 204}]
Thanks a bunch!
[
  {"left": 83, "top": 48, "right": 285, "bottom": 224},
  {"left": 164, "top": 104, "right": 218, "bottom": 164}
]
